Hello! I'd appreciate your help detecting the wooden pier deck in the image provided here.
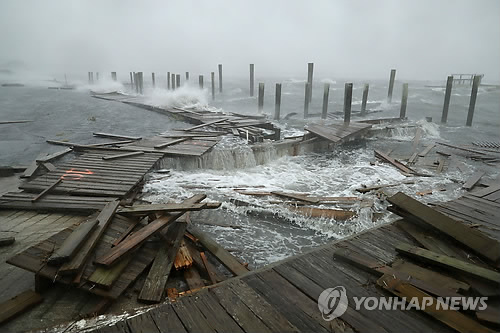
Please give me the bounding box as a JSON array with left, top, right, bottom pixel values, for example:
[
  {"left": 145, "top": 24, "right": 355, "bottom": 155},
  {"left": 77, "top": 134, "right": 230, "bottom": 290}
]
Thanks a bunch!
[{"left": 63, "top": 185, "right": 499, "bottom": 333}]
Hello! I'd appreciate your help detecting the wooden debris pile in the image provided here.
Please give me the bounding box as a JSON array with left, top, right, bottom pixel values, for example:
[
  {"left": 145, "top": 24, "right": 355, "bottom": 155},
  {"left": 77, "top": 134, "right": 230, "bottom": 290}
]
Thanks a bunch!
[
  {"left": 2, "top": 195, "right": 250, "bottom": 322},
  {"left": 233, "top": 190, "right": 363, "bottom": 221},
  {"left": 334, "top": 189, "right": 500, "bottom": 331}
]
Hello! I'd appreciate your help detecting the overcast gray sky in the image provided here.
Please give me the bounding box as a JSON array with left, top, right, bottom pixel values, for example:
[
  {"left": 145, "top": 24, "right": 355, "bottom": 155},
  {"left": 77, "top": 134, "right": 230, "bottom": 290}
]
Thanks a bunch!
[{"left": 1, "top": 0, "right": 499, "bottom": 80}]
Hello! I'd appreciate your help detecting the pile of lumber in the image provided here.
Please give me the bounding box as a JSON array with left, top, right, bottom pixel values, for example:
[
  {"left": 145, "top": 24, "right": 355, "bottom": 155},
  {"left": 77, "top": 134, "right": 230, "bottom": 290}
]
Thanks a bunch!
[
  {"left": 3, "top": 195, "right": 250, "bottom": 323},
  {"left": 334, "top": 190, "right": 500, "bottom": 331}
]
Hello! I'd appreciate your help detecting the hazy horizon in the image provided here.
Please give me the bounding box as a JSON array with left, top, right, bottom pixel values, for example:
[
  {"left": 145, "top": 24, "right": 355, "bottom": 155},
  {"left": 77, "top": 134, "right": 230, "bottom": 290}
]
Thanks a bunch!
[{"left": 1, "top": 0, "right": 499, "bottom": 82}]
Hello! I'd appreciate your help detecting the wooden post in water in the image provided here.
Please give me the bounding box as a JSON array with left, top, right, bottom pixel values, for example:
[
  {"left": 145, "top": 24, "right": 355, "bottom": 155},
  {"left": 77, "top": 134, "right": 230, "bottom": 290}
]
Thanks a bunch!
[
  {"left": 400, "top": 83, "right": 408, "bottom": 119},
  {"left": 111, "top": 72, "right": 117, "bottom": 81},
  {"left": 344, "top": 83, "right": 353, "bottom": 124},
  {"left": 321, "top": 83, "right": 330, "bottom": 119},
  {"left": 258, "top": 83, "right": 264, "bottom": 113},
  {"left": 199, "top": 75, "right": 204, "bottom": 89},
  {"left": 185, "top": 72, "right": 189, "bottom": 81},
  {"left": 88, "top": 72, "right": 91, "bottom": 84},
  {"left": 176, "top": 74, "right": 181, "bottom": 88},
  {"left": 129, "top": 72, "right": 133, "bottom": 87},
  {"left": 249, "top": 64, "right": 255, "bottom": 97},
  {"left": 96, "top": 72, "right": 99, "bottom": 81},
  {"left": 218, "top": 64, "right": 223, "bottom": 93},
  {"left": 211, "top": 72, "right": 215, "bottom": 100},
  {"left": 466, "top": 75, "right": 481, "bottom": 126},
  {"left": 361, "top": 84, "right": 369, "bottom": 116},
  {"left": 167, "top": 72, "right": 171, "bottom": 90},
  {"left": 274, "top": 83, "right": 282, "bottom": 120},
  {"left": 307, "top": 63, "right": 314, "bottom": 101},
  {"left": 171, "top": 73, "right": 176, "bottom": 90},
  {"left": 303, "top": 82, "right": 310, "bottom": 119},
  {"left": 441, "top": 76, "right": 453, "bottom": 123},
  {"left": 387, "top": 69, "right": 396, "bottom": 102},
  {"left": 139, "top": 72, "right": 144, "bottom": 94},
  {"left": 90, "top": 72, "right": 94, "bottom": 84},
  {"left": 151, "top": 72, "right": 156, "bottom": 88}
]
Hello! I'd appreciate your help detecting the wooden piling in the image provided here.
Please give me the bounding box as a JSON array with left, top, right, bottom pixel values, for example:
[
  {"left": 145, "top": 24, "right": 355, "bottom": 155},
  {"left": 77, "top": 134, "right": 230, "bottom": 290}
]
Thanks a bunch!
[
  {"left": 303, "top": 82, "right": 310, "bottom": 119},
  {"left": 307, "top": 62, "right": 314, "bottom": 101},
  {"left": 199, "top": 75, "right": 204, "bottom": 89},
  {"left": 90, "top": 72, "right": 94, "bottom": 84},
  {"left": 211, "top": 72, "right": 215, "bottom": 100},
  {"left": 139, "top": 72, "right": 144, "bottom": 94},
  {"left": 344, "top": 83, "right": 353, "bottom": 124},
  {"left": 111, "top": 72, "right": 117, "bottom": 81},
  {"left": 400, "top": 83, "right": 408, "bottom": 119},
  {"left": 176, "top": 74, "right": 181, "bottom": 88},
  {"left": 249, "top": 64, "right": 255, "bottom": 97},
  {"left": 466, "top": 75, "right": 481, "bottom": 126},
  {"left": 134, "top": 73, "right": 139, "bottom": 93},
  {"left": 388, "top": 69, "right": 396, "bottom": 102},
  {"left": 258, "top": 83, "right": 264, "bottom": 113},
  {"left": 441, "top": 76, "right": 453, "bottom": 123},
  {"left": 274, "top": 83, "right": 282, "bottom": 120},
  {"left": 218, "top": 64, "right": 223, "bottom": 93},
  {"left": 172, "top": 73, "right": 176, "bottom": 90},
  {"left": 151, "top": 73, "right": 156, "bottom": 88},
  {"left": 185, "top": 72, "right": 189, "bottom": 81},
  {"left": 321, "top": 83, "right": 330, "bottom": 119},
  {"left": 361, "top": 83, "right": 369, "bottom": 116},
  {"left": 129, "top": 72, "right": 133, "bottom": 87},
  {"left": 96, "top": 72, "right": 99, "bottom": 81},
  {"left": 167, "top": 72, "right": 171, "bottom": 90}
]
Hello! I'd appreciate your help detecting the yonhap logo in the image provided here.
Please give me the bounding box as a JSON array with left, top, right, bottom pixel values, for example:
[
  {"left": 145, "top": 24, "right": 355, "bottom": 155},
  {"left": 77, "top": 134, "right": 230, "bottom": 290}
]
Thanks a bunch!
[{"left": 317, "top": 286, "right": 348, "bottom": 321}]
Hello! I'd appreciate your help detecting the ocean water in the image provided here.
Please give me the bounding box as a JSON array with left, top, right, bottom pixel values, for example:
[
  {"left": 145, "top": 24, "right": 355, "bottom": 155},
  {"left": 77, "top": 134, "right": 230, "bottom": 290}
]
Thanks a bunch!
[{"left": 1, "top": 73, "right": 499, "bottom": 268}]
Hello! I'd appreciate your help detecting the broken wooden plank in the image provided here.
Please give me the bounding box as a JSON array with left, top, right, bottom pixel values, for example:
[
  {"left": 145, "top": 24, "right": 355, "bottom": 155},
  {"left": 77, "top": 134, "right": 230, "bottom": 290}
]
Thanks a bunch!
[
  {"left": 93, "top": 132, "right": 142, "bottom": 141},
  {"left": 102, "top": 151, "right": 144, "bottom": 160},
  {"left": 138, "top": 221, "right": 187, "bottom": 303},
  {"left": 31, "top": 179, "right": 62, "bottom": 202},
  {"left": 471, "top": 184, "right": 500, "bottom": 198},
  {"left": 117, "top": 202, "right": 215, "bottom": 215},
  {"left": 395, "top": 243, "right": 500, "bottom": 284},
  {"left": 200, "top": 252, "right": 218, "bottom": 285},
  {"left": 184, "top": 266, "right": 205, "bottom": 290},
  {"left": 59, "top": 200, "right": 120, "bottom": 275},
  {"left": 0, "top": 290, "right": 42, "bottom": 324},
  {"left": 41, "top": 162, "right": 57, "bottom": 172},
  {"left": 183, "top": 118, "right": 228, "bottom": 132},
  {"left": 463, "top": 171, "right": 485, "bottom": 191},
  {"left": 287, "top": 206, "right": 356, "bottom": 220},
  {"left": 0, "top": 237, "right": 15, "bottom": 247},
  {"left": 388, "top": 192, "right": 500, "bottom": 263},
  {"left": 187, "top": 224, "right": 249, "bottom": 276},
  {"left": 111, "top": 218, "right": 142, "bottom": 247},
  {"left": 271, "top": 191, "right": 319, "bottom": 204},
  {"left": 94, "top": 195, "right": 206, "bottom": 267},
  {"left": 47, "top": 215, "right": 99, "bottom": 266},
  {"left": 375, "top": 150, "right": 414, "bottom": 174},
  {"left": 88, "top": 256, "right": 132, "bottom": 289},
  {"left": 174, "top": 239, "right": 194, "bottom": 270},
  {"left": 377, "top": 274, "right": 493, "bottom": 333},
  {"left": 36, "top": 148, "right": 72, "bottom": 163},
  {"left": 21, "top": 153, "right": 45, "bottom": 178},
  {"left": 418, "top": 143, "right": 435, "bottom": 157},
  {"left": 154, "top": 138, "right": 189, "bottom": 149}
]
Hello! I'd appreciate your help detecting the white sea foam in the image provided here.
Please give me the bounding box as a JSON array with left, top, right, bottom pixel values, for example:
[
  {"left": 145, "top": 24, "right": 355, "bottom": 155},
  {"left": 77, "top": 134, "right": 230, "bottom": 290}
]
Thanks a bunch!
[
  {"left": 147, "top": 85, "right": 209, "bottom": 109},
  {"left": 320, "top": 78, "right": 337, "bottom": 84}
]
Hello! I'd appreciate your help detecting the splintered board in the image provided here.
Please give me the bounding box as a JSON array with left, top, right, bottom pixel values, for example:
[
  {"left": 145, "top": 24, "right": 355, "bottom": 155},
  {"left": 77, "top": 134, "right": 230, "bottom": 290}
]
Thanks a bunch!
[{"left": 7, "top": 214, "right": 157, "bottom": 299}]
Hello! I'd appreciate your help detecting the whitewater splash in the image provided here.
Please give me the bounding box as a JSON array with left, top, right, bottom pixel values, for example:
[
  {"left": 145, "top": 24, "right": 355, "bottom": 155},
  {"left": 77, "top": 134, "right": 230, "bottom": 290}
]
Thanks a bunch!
[
  {"left": 78, "top": 78, "right": 125, "bottom": 94},
  {"left": 147, "top": 84, "right": 210, "bottom": 109}
]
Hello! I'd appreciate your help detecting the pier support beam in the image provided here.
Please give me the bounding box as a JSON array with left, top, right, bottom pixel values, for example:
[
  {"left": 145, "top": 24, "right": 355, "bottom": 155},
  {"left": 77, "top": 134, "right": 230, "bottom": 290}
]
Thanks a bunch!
[
  {"left": 388, "top": 69, "right": 396, "bottom": 102},
  {"left": 307, "top": 62, "right": 314, "bottom": 101},
  {"left": 218, "top": 64, "right": 223, "bottom": 93},
  {"left": 441, "top": 76, "right": 453, "bottom": 123},
  {"left": 303, "top": 83, "right": 311, "bottom": 119},
  {"left": 344, "top": 83, "right": 353, "bottom": 124},
  {"left": 151, "top": 73, "right": 156, "bottom": 88},
  {"left": 96, "top": 72, "right": 99, "bottom": 82},
  {"left": 167, "top": 72, "right": 171, "bottom": 90},
  {"left": 466, "top": 75, "right": 481, "bottom": 126},
  {"left": 111, "top": 72, "right": 117, "bottom": 81},
  {"left": 138, "top": 72, "right": 144, "bottom": 94},
  {"left": 321, "top": 83, "right": 330, "bottom": 119},
  {"left": 400, "top": 83, "right": 408, "bottom": 119},
  {"left": 185, "top": 72, "right": 189, "bottom": 81},
  {"left": 171, "top": 73, "right": 176, "bottom": 90},
  {"left": 211, "top": 72, "right": 215, "bottom": 100},
  {"left": 129, "top": 72, "right": 133, "bottom": 87},
  {"left": 249, "top": 64, "right": 255, "bottom": 97},
  {"left": 199, "top": 75, "right": 204, "bottom": 89},
  {"left": 134, "top": 73, "right": 139, "bottom": 93},
  {"left": 275, "top": 83, "right": 282, "bottom": 120},
  {"left": 176, "top": 74, "right": 181, "bottom": 88},
  {"left": 361, "top": 84, "right": 369, "bottom": 116},
  {"left": 258, "top": 83, "right": 264, "bottom": 113}
]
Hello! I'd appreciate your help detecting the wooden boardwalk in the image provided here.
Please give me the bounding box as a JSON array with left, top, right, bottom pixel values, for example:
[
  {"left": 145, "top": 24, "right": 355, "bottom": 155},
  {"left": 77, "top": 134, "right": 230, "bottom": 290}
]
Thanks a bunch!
[{"left": 76, "top": 186, "right": 500, "bottom": 333}]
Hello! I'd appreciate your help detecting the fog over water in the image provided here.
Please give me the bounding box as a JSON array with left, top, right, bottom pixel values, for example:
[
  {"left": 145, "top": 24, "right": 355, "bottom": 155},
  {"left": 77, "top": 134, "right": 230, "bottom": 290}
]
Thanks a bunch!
[{"left": 1, "top": 0, "right": 499, "bottom": 81}]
